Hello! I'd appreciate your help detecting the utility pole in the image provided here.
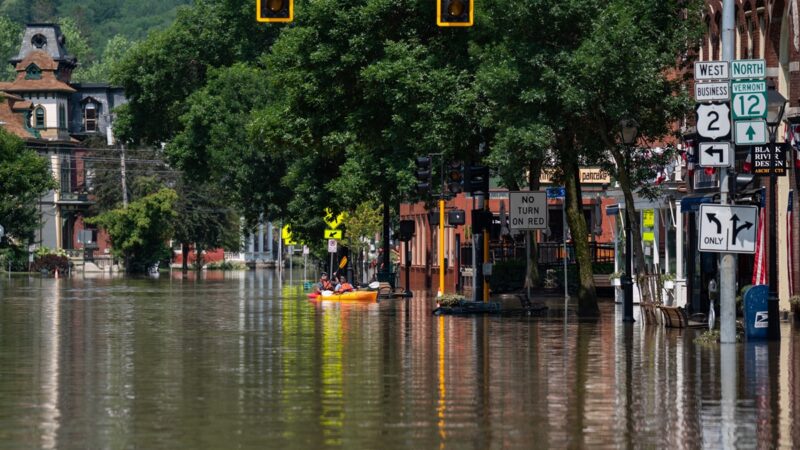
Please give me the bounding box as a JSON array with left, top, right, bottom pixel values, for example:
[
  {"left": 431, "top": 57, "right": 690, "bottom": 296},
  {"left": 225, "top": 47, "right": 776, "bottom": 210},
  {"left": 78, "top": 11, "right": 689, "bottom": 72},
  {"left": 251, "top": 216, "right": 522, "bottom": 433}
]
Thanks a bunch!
[
  {"left": 120, "top": 143, "right": 128, "bottom": 208},
  {"left": 719, "top": 0, "right": 736, "bottom": 344}
]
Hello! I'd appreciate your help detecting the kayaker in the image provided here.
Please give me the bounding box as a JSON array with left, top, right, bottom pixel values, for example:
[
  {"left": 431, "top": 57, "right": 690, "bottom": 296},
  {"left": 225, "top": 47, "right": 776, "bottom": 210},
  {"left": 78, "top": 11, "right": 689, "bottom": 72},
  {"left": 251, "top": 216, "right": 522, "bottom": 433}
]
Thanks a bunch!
[
  {"left": 316, "top": 273, "right": 333, "bottom": 293},
  {"left": 334, "top": 275, "right": 354, "bottom": 293}
]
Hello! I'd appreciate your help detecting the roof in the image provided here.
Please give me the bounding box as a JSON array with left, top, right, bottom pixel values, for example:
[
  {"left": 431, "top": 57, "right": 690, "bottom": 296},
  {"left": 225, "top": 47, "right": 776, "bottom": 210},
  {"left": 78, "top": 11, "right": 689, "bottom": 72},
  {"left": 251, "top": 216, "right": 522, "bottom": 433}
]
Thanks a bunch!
[
  {"left": 9, "top": 24, "right": 75, "bottom": 67},
  {"left": 3, "top": 76, "right": 76, "bottom": 93},
  {"left": 14, "top": 50, "right": 58, "bottom": 71},
  {"left": 0, "top": 92, "right": 34, "bottom": 138}
]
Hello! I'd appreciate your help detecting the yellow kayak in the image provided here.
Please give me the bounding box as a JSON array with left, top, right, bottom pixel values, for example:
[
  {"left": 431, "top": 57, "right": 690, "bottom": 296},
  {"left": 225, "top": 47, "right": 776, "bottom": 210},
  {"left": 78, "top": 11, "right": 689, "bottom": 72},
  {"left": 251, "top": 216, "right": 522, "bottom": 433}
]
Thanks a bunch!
[{"left": 310, "top": 290, "right": 378, "bottom": 302}]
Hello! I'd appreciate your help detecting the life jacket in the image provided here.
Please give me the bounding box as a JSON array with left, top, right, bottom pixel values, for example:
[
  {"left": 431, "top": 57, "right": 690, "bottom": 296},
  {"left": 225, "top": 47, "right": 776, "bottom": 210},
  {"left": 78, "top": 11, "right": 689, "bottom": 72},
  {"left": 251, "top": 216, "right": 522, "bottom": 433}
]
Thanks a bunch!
[
  {"left": 319, "top": 280, "right": 333, "bottom": 291},
  {"left": 337, "top": 282, "right": 354, "bottom": 293}
]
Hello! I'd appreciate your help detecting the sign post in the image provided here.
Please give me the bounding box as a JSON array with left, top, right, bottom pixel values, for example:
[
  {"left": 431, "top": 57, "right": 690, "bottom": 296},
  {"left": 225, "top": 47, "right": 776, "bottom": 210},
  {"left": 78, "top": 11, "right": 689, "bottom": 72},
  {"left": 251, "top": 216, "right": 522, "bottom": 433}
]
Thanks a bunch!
[{"left": 510, "top": 191, "right": 548, "bottom": 302}]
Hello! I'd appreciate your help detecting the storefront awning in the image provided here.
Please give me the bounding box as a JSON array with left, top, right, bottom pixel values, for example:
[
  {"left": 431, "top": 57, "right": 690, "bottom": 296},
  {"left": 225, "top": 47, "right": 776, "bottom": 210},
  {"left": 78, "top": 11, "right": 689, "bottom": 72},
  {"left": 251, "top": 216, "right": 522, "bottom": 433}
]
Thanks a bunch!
[{"left": 680, "top": 193, "right": 718, "bottom": 213}]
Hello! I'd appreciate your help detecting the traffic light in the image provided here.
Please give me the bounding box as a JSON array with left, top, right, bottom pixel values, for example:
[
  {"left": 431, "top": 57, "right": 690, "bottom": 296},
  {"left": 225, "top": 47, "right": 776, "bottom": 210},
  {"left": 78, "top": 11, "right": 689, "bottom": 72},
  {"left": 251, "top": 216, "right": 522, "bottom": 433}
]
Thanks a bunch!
[
  {"left": 257, "top": 0, "right": 293, "bottom": 23},
  {"left": 447, "top": 161, "right": 463, "bottom": 194},
  {"left": 415, "top": 156, "right": 432, "bottom": 195},
  {"left": 437, "top": 0, "right": 473, "bottom": 27},
  {"left": 465, "top": 164, "right": 490, "bottom": 194}
]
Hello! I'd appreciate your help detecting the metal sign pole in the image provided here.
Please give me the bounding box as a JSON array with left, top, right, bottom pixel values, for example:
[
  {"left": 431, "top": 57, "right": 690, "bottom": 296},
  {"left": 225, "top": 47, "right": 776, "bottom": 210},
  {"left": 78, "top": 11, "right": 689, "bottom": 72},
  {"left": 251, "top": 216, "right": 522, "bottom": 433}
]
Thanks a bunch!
[
  {"left": 719, "top": 0, "right": 737, "bottom": 344},
  {"left": 563, "top": 197, "right": 568, "bottom": 312}
]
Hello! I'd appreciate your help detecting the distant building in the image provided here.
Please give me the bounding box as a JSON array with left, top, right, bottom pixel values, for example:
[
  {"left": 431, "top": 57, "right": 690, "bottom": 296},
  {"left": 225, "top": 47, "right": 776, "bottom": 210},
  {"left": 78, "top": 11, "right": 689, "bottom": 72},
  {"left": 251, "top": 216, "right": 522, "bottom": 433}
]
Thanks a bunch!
[{"left": 0, "top": 24, "right": 126, "bottom": 261}]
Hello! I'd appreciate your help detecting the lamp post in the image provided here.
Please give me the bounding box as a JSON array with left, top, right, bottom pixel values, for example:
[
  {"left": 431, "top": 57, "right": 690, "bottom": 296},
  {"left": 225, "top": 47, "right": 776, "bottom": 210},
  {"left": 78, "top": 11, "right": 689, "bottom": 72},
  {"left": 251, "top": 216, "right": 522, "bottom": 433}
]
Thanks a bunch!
[
  {"left": 620, "top": 119, "right": 639, "bottom": 323},
  {"left": 766, "top": 80, "right": 787, "bottom": 340}
]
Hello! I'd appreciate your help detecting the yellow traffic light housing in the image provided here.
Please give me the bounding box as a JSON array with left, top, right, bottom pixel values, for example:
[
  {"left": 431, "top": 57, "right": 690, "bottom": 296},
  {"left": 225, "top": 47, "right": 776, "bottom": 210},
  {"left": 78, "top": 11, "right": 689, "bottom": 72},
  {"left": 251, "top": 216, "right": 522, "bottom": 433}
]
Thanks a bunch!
[
  {"left": 437, "top": 0, "right": 473, "bottom": 27},
  {"left": 257, "top": 0, "right": 293, "bottom": 23}
]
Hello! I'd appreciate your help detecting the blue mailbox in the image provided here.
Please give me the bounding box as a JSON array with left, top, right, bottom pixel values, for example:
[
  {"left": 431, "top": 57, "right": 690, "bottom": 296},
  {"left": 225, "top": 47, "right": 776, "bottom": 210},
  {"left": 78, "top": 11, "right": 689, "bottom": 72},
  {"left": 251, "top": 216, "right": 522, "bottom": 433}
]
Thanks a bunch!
[{"left": 743, "top": 285, "right": 769, "bottom": 340}]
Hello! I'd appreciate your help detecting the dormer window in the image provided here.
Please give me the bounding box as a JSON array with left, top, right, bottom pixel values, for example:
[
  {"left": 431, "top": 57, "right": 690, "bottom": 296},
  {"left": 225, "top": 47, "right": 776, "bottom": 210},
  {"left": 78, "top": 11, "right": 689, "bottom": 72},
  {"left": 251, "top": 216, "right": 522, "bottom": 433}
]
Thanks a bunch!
[
  {"left": 31, "top": 34, "right": 47, "bottom": 49},
  {"left": 34, "top": 107, "right": 45, "bottom": 129},
  {"left": 84, "top": 102, "right": 97, "bottom": 132},
  {"left": 25, "top": 64, "right": 41, "bottom": 80}
]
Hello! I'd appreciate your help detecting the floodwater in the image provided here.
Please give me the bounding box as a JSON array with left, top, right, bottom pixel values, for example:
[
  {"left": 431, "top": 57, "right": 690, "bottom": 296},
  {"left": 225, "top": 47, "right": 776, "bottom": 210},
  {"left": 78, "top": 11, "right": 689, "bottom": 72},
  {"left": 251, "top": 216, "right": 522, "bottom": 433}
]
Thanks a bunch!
[{"left": 0, "top": 270, "right": 799, "bottom": 449}]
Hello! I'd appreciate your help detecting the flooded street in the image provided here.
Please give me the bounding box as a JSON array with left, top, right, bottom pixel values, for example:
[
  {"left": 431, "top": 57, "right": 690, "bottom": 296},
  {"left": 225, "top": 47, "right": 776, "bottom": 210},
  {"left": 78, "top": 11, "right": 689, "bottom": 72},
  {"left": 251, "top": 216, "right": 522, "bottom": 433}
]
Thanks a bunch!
[{"left": 0, "top": 270, "right": 798, "bottom": 449}]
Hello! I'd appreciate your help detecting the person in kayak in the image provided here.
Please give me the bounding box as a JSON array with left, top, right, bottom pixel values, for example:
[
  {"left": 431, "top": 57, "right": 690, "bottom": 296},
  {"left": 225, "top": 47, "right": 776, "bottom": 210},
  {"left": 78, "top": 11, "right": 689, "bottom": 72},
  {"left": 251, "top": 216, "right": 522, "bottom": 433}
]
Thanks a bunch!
[
  {"left": 334, "top": 275, "right": 354, "bottom": 293},
  {"left": 316, "top": 273, "right": 333, "bottom": 293}
]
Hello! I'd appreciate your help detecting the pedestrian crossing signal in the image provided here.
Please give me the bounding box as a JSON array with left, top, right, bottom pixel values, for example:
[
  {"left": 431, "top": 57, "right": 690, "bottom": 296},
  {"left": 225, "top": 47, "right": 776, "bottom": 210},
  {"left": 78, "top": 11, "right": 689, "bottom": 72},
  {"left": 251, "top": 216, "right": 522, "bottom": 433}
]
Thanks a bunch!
[
  {"left": 438, "top": 0, "right": 473, "bottom": 27},
  {"left": 257, "top": 0, "right": 293, "bottom": 23}
]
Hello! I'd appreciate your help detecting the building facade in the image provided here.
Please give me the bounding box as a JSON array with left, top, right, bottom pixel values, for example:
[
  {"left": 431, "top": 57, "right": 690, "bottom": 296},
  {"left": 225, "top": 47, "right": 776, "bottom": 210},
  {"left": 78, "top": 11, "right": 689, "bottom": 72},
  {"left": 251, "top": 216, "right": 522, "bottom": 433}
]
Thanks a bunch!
[{"left": 0, "top": 24, "right": 126, "bottom": 261}]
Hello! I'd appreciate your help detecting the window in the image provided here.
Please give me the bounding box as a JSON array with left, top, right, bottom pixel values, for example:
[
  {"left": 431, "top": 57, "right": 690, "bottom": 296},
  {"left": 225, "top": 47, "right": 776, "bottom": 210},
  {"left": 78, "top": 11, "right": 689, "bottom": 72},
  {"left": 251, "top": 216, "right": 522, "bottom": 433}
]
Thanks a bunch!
[
  {"left": 58, "top": 104, "right": 66, "bottom": 129},
  {"left": 84, "top": 103, "right": 97, "bottom": 132},
  {"left": 31, "top": 34, "right": 47, "bottom": 49},
  {"left": 25, "top": 64, "right": 41, "bottom": 80},
  {"left": 34, "top": 107, "right": 45, "bottom": 129}
]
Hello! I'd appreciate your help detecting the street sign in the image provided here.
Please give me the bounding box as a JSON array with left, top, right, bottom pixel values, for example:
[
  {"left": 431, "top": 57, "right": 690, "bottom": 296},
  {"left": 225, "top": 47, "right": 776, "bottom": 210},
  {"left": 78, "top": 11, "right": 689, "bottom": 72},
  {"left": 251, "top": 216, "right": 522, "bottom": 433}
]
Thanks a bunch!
[
  {"left": 509, "top": 191, "right": 548, "bottom": 230},
  {"left": 546, "top": 187, "right": 565, "bottom": 198},
  {"left": 731, "top": 59, "right": 766, "bottom": 80},
  {"left": 694, "top": 61, "right": 729, "bottom": 81},
  {"left": 695, "top": 82, "right": 730, "bottom": 102},
  {"left": 698, "top": 204, "right": 758, "bottom": 254},
  {"left": 0, "top": 224, "right": 4, "bottom": 239},
  {"left": 696, "top": 103, "right": 731, "bottom": 140},
  {"left": 731, "top": 80, "right": 767, "bottom": 119},
  {"left": 746, "top": 143, "right": 788, "bottom": 175},
  {"left": 327, "top": 239, "right": 337, "bottom": 253},
  {"left": 324, "top": 229, "right": 343, "bottom": 239},
  {"left": 698, "top": 142, "right": 731, "bottom": 167},
  {"left": 734, "top": 119, "right": 767, "bottom": 145},
  {"left": 323, "top": 208, "right": 345, "bottom": 229},
  {"left": 303, "top": 245, "right": 310, "bottom": 255}
]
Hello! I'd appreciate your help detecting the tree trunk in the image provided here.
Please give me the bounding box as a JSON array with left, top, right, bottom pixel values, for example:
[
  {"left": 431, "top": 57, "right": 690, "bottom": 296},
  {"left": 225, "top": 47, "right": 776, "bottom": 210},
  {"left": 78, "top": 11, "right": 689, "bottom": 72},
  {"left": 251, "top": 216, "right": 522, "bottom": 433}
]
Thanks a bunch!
[
  {"left": 613, "top": 149, "right": 652, "bottom": 304},
  {"left": 195, "top": 245, "right": 204, "bottom": 270},
  {"left": 181, "top": 243, "right": 189, "bottom": 273},
  {"left": 561, "top": 135, "right": 599, "bottom": 317}
]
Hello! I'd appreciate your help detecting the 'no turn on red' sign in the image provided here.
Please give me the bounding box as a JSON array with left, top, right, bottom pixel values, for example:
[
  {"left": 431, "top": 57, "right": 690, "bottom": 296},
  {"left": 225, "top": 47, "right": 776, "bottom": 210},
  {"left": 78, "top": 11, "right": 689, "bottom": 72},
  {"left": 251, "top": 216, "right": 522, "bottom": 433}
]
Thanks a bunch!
[{"left": 509, "top": 192, "right": 548, "bottom": 230}]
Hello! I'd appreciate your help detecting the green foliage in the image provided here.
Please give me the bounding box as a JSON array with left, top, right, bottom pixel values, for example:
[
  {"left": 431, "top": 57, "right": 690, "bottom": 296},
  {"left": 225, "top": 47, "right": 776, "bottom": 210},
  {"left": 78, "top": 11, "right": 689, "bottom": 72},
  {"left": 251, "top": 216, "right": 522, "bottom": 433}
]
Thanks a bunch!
[
  {"left": 112, "top": 0, "right": 278, "bottom": 144},
  {"left": 0, "top": 15, "right": 22, "bottom": 81},
  {"left": 86, "top": 188, "right": 178, "bottom": 272},
  {"left": 206, "top": 260, "right": 246, "bottom": 271},
  {"left": 341, "top": 201, "right": 382, "bottom": 253},
  {"left": 71, "top": 34, "right": 132, "bottom": 82},
  {"left": 0, "top": 129, "right": 57, "bottom": 243},
  {"left": 32, "top": 253, "right": 70, "bottom": 274},
  {"left": 172, "top": 179, "right": 241, "bottom": 261}
]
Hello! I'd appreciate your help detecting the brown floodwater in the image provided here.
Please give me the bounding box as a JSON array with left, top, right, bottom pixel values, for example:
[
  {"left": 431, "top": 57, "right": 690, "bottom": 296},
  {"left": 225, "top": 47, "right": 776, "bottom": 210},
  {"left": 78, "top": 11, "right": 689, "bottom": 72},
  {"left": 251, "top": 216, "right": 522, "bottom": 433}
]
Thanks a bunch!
[{"left": 0, "top": 270, "right": 798, "bottom": 449}]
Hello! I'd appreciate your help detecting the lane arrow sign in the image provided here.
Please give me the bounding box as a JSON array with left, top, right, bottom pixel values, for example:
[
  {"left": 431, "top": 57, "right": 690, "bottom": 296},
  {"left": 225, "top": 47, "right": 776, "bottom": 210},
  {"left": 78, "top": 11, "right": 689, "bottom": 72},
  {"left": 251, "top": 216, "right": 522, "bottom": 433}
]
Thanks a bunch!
[
  {"left": 707, "top": 213, "right": 722, "bottom": 234},
  {"left": 704, "top": 145, "right": 723, "bottom": 161},
  {"left": 745, "top": 126, "right": 756, "bottom": 141},
  {"left": 730, "top": 214, "right": 753, "bottom": 243}
]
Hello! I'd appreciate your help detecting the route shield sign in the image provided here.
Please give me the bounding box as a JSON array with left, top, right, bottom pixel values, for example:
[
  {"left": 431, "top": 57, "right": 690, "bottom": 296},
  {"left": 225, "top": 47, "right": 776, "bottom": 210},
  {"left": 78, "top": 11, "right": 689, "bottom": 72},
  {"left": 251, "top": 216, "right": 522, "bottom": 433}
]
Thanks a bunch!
[
  {"left": 509, "top": 192, "right": 547, "bottom": 230},
  {"left": 698, "top": 142, "right": 731, "bottom": 167},
  {"left": 731, "top": 80, "right": 767, "bottom": 119},
  {"left": 698, "top": 204, "right": 758, "bottom": 254},
  {"left": 696, "top": 103, "right": 731, "bottom": 140},
  {"left": 734, "top": 119, "right": 767, "bottom": 145}
]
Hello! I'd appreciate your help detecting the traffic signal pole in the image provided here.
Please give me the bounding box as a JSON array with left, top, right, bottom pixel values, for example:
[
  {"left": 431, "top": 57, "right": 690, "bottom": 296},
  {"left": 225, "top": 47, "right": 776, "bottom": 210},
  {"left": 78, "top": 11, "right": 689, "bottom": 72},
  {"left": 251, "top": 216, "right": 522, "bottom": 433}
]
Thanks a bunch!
[
  {"left": 719, "top": 0, "right": 736, "bottom": 344},
  {"left": 439, "top": 198, "right": 445, "bottom": 297}
]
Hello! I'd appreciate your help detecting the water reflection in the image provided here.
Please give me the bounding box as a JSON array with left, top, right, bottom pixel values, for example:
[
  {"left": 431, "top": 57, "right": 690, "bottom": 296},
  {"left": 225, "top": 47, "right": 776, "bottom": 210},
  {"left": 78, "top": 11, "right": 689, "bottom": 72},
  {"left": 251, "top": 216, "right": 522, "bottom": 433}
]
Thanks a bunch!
[{"left": 0, "top": 271, "right": 799, "bottom": 448}]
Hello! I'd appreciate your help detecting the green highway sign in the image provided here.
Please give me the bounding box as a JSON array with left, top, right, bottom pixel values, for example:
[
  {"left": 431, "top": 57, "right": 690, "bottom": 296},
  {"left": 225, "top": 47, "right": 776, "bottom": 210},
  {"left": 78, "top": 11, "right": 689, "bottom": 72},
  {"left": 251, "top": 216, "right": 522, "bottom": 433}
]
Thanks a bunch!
[
  {"left": 731, "top": 59, "right": 766, "bottom": 80},
  {"left": 731, "top": 80, "right": 767, "bottom": 119},
  {"left": 734, "top": 119, "right": 767, "bottom": 145}
]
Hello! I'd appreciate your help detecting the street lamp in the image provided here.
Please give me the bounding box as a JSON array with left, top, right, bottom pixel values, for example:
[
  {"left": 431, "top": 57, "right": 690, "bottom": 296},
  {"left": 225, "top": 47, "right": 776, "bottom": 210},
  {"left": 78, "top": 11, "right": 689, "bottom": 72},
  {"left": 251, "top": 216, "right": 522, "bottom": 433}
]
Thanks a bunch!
[
  {"left": 620, "top": 119, "right": 639, "bottom": 323},
  {"left": 766, "top": 80, "right": 787, "bottom": 340}
]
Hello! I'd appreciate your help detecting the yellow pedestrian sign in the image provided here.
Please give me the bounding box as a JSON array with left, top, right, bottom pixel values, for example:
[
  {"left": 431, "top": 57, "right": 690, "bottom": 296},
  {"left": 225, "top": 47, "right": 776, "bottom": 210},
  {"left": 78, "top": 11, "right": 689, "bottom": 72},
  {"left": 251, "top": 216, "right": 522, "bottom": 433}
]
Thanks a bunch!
[
  {"left": 282, "top": 224, "right": 298, "bottom": 245},
  {"left": 324, "top": 208, "right": 346, "bottom": 229},
  {"left": 324, "top": 229, "right": 342, "bottom": 239}
]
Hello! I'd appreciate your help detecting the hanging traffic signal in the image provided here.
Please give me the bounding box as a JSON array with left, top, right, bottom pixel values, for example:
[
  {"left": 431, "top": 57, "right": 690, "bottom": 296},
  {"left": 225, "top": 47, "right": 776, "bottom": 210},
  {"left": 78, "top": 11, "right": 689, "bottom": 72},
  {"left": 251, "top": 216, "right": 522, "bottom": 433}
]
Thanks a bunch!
[
  {"left": 465, "top": 164, "right": 489, "bottom": 194},
  {"left": 447, "top": 161, "right": 464, "bottom": 194},
  {"left": 257, "top": 0, "right": 293, "bottom": 23},
  {"left": 415, "top": 156, "right": 432, "bottom": 195},
  {"left": 437, "top": 0, "right": 473, "bottom": 27}
]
